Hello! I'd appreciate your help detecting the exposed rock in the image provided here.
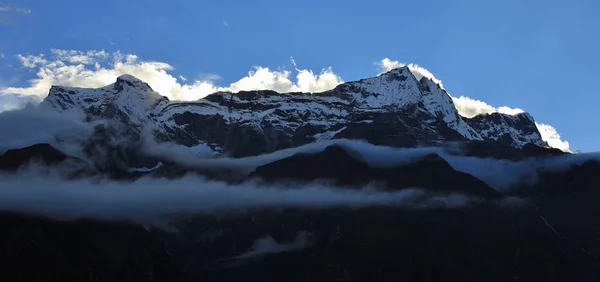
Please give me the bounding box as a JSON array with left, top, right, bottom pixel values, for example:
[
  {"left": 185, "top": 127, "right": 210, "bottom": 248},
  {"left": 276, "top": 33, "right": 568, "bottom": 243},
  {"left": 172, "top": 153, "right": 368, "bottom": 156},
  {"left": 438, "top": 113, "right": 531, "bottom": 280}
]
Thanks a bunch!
[
  {"left": 40, "top": 68, "right": 550, "bottom": 158},
  {"left": 0, "top": 143, "right": 70, "bottom": 171}
]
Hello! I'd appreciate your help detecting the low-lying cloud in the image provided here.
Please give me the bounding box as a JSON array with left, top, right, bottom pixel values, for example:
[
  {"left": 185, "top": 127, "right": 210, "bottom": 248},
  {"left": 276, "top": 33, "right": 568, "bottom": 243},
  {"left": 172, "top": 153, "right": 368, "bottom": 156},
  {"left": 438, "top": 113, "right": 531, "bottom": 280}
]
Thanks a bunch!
[
  {"left": 0, "top": 174, "right": 473, "bottom": 223},
  {"left": 0, "top": 107, "right": 588, "bottom": 223},
  {"left": 0, "top": 106, "right": 93, "bottom": 154},
  {"left": 0, "top": 94, "right": 40, "bottom": 113},
  {"left": 142, "top": 135, "right": 597, "bottom": 192}
]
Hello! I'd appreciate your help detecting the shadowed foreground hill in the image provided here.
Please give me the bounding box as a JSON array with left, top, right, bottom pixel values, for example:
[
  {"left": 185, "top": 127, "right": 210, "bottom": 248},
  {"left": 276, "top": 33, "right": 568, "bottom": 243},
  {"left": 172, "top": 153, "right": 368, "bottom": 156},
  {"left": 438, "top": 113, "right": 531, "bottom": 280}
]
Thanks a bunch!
[
  {"left": 0, "top": 123, "right": 596, "bottom": 281},
  {"left": 0, "top": 202, "right": 598, "bottom": 282},
  {"left": 0, "top": 143, "right": 600, "bottom": 281},
  {"left": 252, "top": 145, "right": 500, "bottom": 198}
]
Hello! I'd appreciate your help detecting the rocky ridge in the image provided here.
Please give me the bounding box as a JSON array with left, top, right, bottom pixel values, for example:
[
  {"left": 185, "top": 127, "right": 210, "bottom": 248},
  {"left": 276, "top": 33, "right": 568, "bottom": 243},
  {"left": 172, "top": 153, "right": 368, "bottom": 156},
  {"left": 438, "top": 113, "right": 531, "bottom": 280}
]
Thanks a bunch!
[{"left": 41, "top": 67, "right": 548, "bottom": 157}]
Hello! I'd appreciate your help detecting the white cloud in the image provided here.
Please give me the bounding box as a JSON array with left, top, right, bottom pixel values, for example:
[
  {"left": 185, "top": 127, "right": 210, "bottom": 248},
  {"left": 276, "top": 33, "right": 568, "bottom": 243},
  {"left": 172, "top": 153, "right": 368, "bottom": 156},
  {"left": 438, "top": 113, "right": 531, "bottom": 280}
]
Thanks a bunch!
[
  {"left": 222, "top": 20, "right": 229, "bottom": 27},
  {"left": 16, "top": 8, "right": 31, "bottom": 14},
  {"left": 451, "top": 96, "right": 525, "bottom": 118},
  {"left": 0, "top": 53, "right": 4, "bottom": 59},
  {"left": 178, "top": 75, "right": 187, "bottom": 82},
  {"left": 228, "top": 67, "right": 295, "bottom": 93},
  {"left": 17, "top": 54, "right": 48, "bottom": 68},
  {"left": 295, "top": 67, "right": 343, "bottom": 93},
  {"left": 0, "top": 106, "right": 92, "bottom": 153},
  {"left": 535, "top": 123, "right": 570, "bottom": 152},
  {"left": 0, "top": 94, "right": 40, "bottom": 113},
  {"left": 197, "top": 73, "right": 221, "bottom": 82},
  {"left": 2, "top": 49, "right": 344, "bottom": 100},
  {"left": 50, "top": 49, "right": 109, "bottom": 64}
]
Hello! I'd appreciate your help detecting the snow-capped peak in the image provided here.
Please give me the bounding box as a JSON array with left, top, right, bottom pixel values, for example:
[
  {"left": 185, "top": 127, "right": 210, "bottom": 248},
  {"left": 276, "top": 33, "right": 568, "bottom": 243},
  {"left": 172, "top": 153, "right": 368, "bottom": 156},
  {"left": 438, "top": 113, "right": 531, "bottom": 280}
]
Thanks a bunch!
[
  {"left": 340, "top": 67, "right": 482, "bottom": 140},
  {"left": 42, "top": 74, "right": 167, "bottom": 127},
  {"left": 41, "top": 71, "right": 547, "bottom": 154},
  {"left": 340, "top": 66, "right": 423, "bottom": 109},
  {"left": 405, "top": 65, "right": 444, "bottom": 90}
]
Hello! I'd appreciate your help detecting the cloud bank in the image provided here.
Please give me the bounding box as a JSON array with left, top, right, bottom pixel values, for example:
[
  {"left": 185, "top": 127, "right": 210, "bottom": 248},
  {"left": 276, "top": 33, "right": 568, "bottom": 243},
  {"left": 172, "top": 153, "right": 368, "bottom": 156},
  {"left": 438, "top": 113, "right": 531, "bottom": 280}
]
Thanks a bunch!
[
  {"left": 0, "top": 50, "right": 568, "bottom": 150},
  {"left": 2, "top": 49, "right": 344, "bottom": 101},
  {"left": 0, "top": 106, "right": 587, "bottom": 224},
  {"left": 0, "top": 105, "right": 93, "bottom": 153},
  {"left": 141, "top": 133, "right": 580, "bottom": 192},
  {"left": 0, "top": 94, "right": 40, "bottom": 112},
  {"left": 0, "top": 174, "right": 472, "bottom": 223}
]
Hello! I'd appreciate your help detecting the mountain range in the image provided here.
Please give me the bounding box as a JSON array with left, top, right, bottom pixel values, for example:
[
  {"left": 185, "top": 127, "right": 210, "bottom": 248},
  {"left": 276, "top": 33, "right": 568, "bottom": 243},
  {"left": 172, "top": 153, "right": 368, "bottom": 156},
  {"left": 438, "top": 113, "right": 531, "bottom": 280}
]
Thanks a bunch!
[
  {"left": 0, "top": 66, "right": 598, "bottom": 282},
  {"left": 40, "top": 67, "right": 549, "bottom": 158}
]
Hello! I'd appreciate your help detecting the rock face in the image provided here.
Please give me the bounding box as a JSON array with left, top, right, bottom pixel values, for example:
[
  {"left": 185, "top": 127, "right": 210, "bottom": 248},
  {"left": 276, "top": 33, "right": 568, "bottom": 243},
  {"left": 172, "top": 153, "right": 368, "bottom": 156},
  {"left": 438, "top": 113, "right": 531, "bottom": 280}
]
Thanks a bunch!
[
  {"left": 0, "top": 143, "right": 69, "bottom": 171},
  {"left": 2, "top": 189, "right": 599, "bottom": 282},
  {"left": 40, "top": 68, "right": 548, "bottom": 157},
  {"left": 465, "top": 112, "right": 544, "bottom": 148}
]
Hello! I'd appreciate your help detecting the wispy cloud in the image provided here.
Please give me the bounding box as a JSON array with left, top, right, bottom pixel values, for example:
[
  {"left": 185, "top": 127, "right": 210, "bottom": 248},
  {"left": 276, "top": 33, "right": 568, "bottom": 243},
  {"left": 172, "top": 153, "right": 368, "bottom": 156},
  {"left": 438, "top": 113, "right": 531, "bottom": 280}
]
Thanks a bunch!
[
  {"left": 197, "top": 73, "right": 222, "bottom": 82},
  {"left": 222, "top": 20, "right": 229, "bottom": 27},
  {"left": 0, "top": 5, "right": 32, "bottom": 14},
  {"left": 0, "top": 4, "right": 32, "bottom": 25},
  {"left": 0, "top": 173, "right": 472, "bottom": 222},
  {"left": 16, "top": 53, "right": 48, "bottom": 68}
]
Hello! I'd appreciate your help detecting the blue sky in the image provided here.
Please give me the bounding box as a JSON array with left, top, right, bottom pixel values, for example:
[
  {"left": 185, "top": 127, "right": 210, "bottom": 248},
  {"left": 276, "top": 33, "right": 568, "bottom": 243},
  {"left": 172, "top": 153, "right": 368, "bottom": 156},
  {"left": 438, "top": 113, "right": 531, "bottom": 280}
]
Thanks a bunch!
[{"left": 0, "top": 0, "right": 598, "bottom": 151}]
